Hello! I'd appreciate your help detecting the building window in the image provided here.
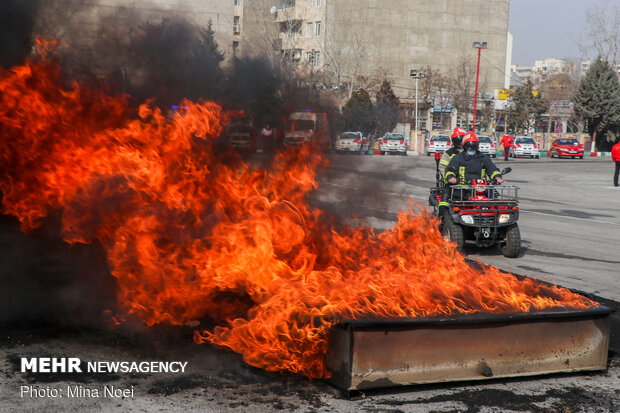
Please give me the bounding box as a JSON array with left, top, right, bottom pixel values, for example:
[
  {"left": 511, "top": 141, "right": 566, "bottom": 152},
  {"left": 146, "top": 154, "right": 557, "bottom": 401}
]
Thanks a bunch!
[
  {"left": 306, "top": 22, "right": 313, "bottom": 37},
  {"left": 308, "top": 0, "right": 314, "bottom": 6},
  {"left": 234, "top": 0, "right": 240, "bottom": 5},
  {"left": 290, "top": 23, "right": 301, "bottom": 37},
  {"left": 314, "top": 51, "right": 320, "bottom": 66},
  {"left": 233, "top": 41, "right": 239, "bottom": 55},
  {"left": 233, "top": 16, "right": 240, "bottom": 34},
  {"left": 316, "top": 0, "right": 321, "bottom": 5},
  {"left": 316, "top": 21, "right": 321, "bottom": 36},
  {"left": 306, "top": 51, "right": 313, "bottom": 63}
]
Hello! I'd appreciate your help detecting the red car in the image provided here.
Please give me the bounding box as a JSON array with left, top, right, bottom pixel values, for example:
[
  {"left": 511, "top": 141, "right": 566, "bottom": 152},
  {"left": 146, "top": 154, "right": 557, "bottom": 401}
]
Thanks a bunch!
[{"left": 549, "top": 138, "right": 584, "bottom": 159}]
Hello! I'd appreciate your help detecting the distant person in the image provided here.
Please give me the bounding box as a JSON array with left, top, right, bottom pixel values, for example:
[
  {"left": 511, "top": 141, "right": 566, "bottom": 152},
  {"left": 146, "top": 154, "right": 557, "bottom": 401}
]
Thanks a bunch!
[
  {"left": 500, "top": 134, "right": 514, "bottom": 161},
  {"left": 261, "top": 123, "right": 274, "bottom": 153},
  {"left": 612, "top": 139, "right": 620, "bottom": 187}
]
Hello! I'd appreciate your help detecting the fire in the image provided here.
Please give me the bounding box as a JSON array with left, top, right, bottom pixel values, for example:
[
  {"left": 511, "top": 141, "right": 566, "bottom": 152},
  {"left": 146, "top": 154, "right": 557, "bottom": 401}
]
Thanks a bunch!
[{"left": 0, "top": 45, "right": 595, "bottom": 379}]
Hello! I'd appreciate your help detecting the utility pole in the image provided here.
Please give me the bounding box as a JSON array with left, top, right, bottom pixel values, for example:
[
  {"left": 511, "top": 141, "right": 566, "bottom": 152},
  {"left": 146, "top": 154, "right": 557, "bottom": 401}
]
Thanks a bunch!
[
  {"left": 410, "top": 69, "right": 426, "bottom": 152},
  {"left": 472, "top": 41, "right": 487, "bottom": 132}
]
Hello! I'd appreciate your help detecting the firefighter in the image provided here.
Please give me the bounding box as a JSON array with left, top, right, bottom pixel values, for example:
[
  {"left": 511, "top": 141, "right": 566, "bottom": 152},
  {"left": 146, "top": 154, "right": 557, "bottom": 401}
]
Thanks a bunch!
[
  {"left": 438, "top": 133, "right": 503, "bottom": 219},
  {"left": 438, "top": 127, "right": 467, "bottom": 178},
  {"left": 500, "top": 133, "right": 514, "bottom": 160},
  {"left": 445, "top": 133, "right": 504, "bottom": 185}
]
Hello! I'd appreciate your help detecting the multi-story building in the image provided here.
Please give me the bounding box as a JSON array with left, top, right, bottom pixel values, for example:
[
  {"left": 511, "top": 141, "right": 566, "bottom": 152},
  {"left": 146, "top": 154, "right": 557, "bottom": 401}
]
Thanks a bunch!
[{"left": 243, "top": 0, "right": 510, "bottom": 98}]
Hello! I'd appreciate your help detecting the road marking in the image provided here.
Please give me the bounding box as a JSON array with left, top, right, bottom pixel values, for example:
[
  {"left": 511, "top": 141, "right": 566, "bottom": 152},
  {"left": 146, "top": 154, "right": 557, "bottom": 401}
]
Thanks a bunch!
[{"left": 521, "top": 210, "right": 620, "bottom": 226}]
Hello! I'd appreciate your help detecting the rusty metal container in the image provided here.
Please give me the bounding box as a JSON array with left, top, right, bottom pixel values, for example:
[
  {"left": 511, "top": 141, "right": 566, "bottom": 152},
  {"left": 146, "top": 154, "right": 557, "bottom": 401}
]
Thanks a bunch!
[{"left": 325, "top": 307, "right": 612, "bottom": 391}]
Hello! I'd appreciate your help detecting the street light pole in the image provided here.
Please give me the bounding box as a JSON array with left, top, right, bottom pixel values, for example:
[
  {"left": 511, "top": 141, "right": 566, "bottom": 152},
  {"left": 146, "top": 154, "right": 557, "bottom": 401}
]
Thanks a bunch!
[
  {"left": 410, "top": 69, "right": 426, "bottom": 152},
  {"left": 472, "top": 41, "right": 487, "bottom": 132}
]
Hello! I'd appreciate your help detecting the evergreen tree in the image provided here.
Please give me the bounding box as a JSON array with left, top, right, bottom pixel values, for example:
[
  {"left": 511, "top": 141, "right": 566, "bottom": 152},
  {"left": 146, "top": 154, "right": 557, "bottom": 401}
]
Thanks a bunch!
[
  {"left": 188, "top": 20, "right": 225, "bottom": 99},
  {"left": 506, "top": 80, "right": 546, "bottom": 133},
  {"left": 128, "top": 17, "right": 224, "bottom": 107},
  {"left": 573, "top": 57, "right": 620, "bottom": 150},
  {"left": 373, "top": 80, "right": 401, "bottom": 136},
  {"left": 342, "top": 89, "right": 373, "bottom": 135}
]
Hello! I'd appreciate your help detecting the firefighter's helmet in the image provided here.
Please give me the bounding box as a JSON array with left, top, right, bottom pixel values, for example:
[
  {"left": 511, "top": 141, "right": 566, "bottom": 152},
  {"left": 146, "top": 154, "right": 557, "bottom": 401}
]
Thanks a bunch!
[
  {"left": 462, "top": 132, "right": 479, "bottom": 151},
  {"left": 451, "top": 127, "right": 467, "bottom": 148}
]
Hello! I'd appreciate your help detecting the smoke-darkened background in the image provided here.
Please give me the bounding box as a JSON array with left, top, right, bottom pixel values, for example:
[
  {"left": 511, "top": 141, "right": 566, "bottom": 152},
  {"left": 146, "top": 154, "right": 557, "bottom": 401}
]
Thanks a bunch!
[{"left": 0, "top": 0, "right": 343, "bottom": 327}]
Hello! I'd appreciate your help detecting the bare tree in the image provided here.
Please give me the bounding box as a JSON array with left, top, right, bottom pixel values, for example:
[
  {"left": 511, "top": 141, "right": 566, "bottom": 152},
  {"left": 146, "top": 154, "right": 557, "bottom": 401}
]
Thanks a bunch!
[
  {"left": 245, "top": 1, "right": 307, "bottom": 80},
  {"left": 578, "top": 1, "right": 620, "bottom": 64},
  {"left": 419, "top": 66, "right": 454, "bottom": 130},
  {"left": 322, "top": 22, "right": 373, "bottom": 111},
  {"left": 536, "top": 72, "right": 578, "bottom": 146},
  {"left": 448, "top": 54, "right": 479, "bottom": 129}
]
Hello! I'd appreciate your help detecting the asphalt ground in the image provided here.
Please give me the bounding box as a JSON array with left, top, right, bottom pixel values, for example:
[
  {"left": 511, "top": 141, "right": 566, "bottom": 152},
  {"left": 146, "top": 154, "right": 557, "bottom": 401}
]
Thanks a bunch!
[{"left": 1, "top": 153, "right": 618, "bottom": 412}]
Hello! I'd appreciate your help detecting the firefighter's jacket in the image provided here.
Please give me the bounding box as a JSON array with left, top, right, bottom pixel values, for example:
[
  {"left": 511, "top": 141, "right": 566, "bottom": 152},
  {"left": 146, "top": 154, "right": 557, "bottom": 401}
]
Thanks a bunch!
[
  {"left": 438, "top": 147, "right": 460, "bottom": 178},
  {"left": 444, "top": 151, "right": 502, "bottom": 184}
]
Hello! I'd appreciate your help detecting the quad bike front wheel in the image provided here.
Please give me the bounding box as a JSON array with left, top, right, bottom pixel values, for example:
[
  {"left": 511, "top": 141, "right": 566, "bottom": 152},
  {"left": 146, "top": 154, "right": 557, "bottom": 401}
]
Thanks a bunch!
[
  {"left": 442, "top": 219, "right": 464, "bottom": 250},
  {"left": 502, "top": 224, "right": 521, "bottom": 258}
]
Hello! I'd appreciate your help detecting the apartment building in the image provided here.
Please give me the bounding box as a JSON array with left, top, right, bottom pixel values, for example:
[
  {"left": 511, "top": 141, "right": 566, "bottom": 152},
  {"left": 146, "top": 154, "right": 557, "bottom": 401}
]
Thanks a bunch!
[{"left": 242, "top": 0, "right": 510, "bottom": 98}]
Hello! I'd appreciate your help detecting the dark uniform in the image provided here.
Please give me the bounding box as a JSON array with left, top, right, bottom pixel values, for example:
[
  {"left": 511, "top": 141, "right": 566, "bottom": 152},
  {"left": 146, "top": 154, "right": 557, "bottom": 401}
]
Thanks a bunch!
[
  {"left": 438, "top": 151, "right": 502, "bottom": 210},
  {"left": 444, "top": 150, "right": 502, "bottom": 184}
]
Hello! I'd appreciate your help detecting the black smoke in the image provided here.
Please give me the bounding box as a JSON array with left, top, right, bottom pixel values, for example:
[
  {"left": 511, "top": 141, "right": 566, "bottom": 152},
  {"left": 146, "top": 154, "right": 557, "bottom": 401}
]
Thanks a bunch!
[
  {"left": 0, "top": 0, "right": 40, "bottom": 69},
  {"left": 0, "top": 2, "right": 342, "bottom": 328}
]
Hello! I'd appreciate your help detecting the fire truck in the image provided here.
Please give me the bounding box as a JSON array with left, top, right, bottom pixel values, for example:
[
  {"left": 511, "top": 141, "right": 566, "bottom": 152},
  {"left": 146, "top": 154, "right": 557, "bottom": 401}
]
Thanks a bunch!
[{"left": 283, "top": 111, "right": 331, "bottom": 152}]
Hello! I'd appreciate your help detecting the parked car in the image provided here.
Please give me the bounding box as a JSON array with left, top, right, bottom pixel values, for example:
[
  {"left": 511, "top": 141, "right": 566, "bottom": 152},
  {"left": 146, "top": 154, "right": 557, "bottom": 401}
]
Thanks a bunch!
[
  {"left": 478, "top": 135, "right": 497, "bottom": 158},
  {"left": 379, "top": 133, "right": 408, "bottom": 155},
  {"left": 426, "top": 135, "right": 452, "bottom": 156},
  {"left": 511, "top": 136, "right": 540, "bottom": 159},
  {"left": 334, "top": 131, "right": 370, "bottom": 154},
  {"left": 549, "top": 138, "right": 584, "bottom": 159},
  {"left": 224, "top": 119, "right": 256, "bottom": 152}
]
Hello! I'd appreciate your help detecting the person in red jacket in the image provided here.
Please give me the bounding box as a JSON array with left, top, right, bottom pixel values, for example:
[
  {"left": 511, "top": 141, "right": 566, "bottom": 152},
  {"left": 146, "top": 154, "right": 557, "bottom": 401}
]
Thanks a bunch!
[
  {"left": 612, "top": 139, "right": 620, "bottom": 187},
  {"left": 500, "top": 133, "right": 514, "bottom": 160}
]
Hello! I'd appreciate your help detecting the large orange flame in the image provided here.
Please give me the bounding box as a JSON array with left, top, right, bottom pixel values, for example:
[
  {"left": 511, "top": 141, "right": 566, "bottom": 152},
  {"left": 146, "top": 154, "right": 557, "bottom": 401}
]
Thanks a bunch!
[{"left": 0, "top": 44, "right": 595, "bottom": 379}]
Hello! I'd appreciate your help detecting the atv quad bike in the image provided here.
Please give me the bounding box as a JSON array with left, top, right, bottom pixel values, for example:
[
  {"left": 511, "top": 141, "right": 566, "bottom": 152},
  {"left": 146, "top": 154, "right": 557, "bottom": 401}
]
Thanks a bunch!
[{"left": 429, "top": 168, "right": 521, "bottom": 258}]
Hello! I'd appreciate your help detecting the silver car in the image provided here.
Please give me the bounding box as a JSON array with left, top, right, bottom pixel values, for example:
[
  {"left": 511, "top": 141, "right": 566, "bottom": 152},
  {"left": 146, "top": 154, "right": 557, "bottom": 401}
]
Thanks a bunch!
[
  {"left": 512, "top": 136, "right": 540, "bottom": 159},
  {"left": 334, "top": 131, "right": 369, "bottom": 154},
  {"left": 379, "top": 133, "right": 408, "bottom": 155},
  {"left": 426, "top": 135, "right": 452, "bottom": 156},
  {"left": 478, "top": 136, "right": 497, "bottom": 158}
]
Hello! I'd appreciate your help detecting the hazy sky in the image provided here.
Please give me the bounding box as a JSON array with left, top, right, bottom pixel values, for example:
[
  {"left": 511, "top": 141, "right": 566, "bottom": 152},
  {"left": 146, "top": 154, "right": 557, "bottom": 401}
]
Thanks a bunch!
[{"left": 508, "top": 0, "right": 609, "bottom": 66}]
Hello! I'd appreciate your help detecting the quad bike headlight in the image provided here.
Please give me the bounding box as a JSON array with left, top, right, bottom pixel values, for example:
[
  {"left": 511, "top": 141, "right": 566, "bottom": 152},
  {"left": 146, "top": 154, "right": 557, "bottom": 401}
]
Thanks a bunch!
[
  {"left": 498, "top": 214, "right": 512, "bottom": 224},
  {"left": 461, "top": 215, "right": 474, "bottom": 224}
]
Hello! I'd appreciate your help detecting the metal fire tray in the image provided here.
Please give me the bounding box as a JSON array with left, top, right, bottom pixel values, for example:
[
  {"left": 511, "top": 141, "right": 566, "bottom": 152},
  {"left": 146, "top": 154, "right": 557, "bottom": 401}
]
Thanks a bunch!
[{"left": 325, "top": 307, "right": 612, "bottom": 391}]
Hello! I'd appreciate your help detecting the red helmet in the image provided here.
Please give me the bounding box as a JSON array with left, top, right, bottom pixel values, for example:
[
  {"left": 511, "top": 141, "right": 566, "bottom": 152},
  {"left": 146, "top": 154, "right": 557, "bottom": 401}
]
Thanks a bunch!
[
  {"left": 462, "top": 132, "right": 479, "bottom": 151},
  {"left": 451, "top": 127, "right": 467, "bottom": 148},
  {"left": 451, "top": 127, "right": 467, "bottom": 138}
]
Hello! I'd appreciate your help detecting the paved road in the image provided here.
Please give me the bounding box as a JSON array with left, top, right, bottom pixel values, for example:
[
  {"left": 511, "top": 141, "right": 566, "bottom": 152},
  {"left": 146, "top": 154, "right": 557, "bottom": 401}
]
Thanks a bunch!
[
  {"left": 1, "top": 153, "right": 618, "bottom": 412},
  {"left": 315, "top": 154, "right": 620, "bottom": 302}
]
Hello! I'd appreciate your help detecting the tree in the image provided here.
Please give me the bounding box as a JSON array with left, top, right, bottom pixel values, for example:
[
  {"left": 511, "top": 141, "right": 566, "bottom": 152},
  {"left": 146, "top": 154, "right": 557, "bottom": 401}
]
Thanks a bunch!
[
  {"left": 537, "top": 73, "right": 578, "bottom": 146},
  {"left": 448, "top": 55, "right": 479, "bottom": 129},
  {"left": 419, "top": 66, "right": 453, "bottom": 131},
  {"left": 128, "top": 17, "right": 225, "bottom": 106},
  {"left": 506, "top": 80, "right": 546, "bottom": 134},
  {"left": 342, "top": 89, "right": 373, "bottom": 135},
  {"left": 224, "top": 56, "right": 282, "bottom": 126},
  {"left": 373, "top": 80, "right": 400, "bottom": 136},
  {"left": 573, "top": 57, "right": 620, "bottom": 150},
  {"left": 578, "top": 2, "right": 620, "bottom": 64}
]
